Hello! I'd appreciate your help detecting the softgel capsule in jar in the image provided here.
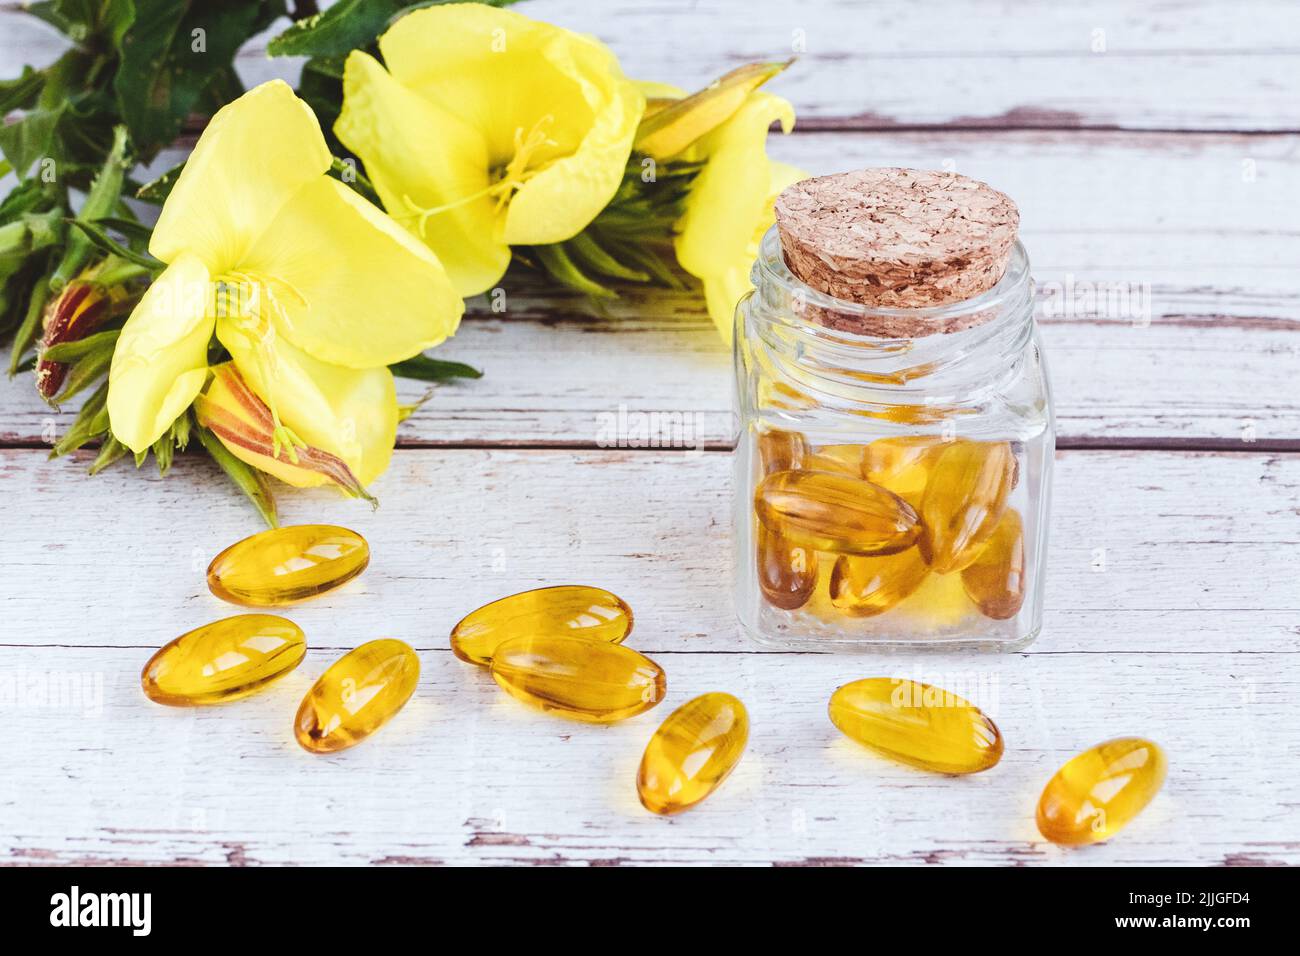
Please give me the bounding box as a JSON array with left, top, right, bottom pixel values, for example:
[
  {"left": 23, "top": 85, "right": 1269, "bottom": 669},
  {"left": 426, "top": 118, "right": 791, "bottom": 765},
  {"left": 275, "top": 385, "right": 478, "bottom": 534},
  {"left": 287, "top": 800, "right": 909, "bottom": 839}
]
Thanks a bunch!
[{"left": 734, "top": 168, "right": 1053, "bottom": 650}]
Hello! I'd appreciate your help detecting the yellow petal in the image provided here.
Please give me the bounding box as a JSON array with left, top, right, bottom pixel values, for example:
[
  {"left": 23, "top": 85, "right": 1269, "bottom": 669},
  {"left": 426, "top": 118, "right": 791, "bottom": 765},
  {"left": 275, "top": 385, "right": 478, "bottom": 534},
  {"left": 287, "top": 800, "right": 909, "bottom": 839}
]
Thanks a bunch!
[
  {"left": 689, "top": 154, "right": 806, "bottom": 342},
  {"left": 636, "top": 61, "right": 792, "bottom": 161},
  {"left": 150, "top": 80, "right": 331, "bottom": 273},
  {"left": 239, "top": 176, "right": 464, "bottom": 370},
  {"left": 335, "top": 50, "right": 509, "bottom": 297},
  {"left": 502, "top": 39, "right": 643, "bottom": 244},
  {"left": 107, "top": 254, "right": 214, "bottom": 452},
  {"left": 378, "top": 4, "right": 643, "bottom": 245},
  {"left": 216, "top": 317, "right": 399, "bottom": 486},
  {"left": 675, "top": 92, "right": 796, "bottom": 282}
]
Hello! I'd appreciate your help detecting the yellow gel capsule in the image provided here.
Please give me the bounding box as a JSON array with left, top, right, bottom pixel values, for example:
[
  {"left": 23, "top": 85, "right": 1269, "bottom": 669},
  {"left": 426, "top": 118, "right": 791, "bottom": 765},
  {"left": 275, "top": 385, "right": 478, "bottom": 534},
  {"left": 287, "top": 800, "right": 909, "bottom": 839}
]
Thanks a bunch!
[
  {"left": 450, "top": 585, "right": 633, "bottom": 666},
  {"left": 1037, "top": 738, "right": 1167, "bottom": 845},
  {"left": 638, "top": 692, "right": 749, "bottom": 815},
  {"left": 757, "top": 427, "right": 808, "bottom": 474},
  {"left": 961, "top": 508, "right": 1026, "bottom": 619},
  {"left": 829, "top": 548, "right": 929, "bottom": 617},
  {"left": 207, "top": 524, "right": 369, "bottom": 607},
  {"left": 757, "top": 524, "right": 818, "bottom": 610},
  {"left": 142, "top": 614, "right": 306, "bottom": 706},
  {"left": 294, "top": 639, "right": 419, "bottom": 753},
  {"left": 917, "top": 440, "right": 1015, "bottom": 573},
  {"left": 829, "top": 678, "right": 1003, "bottom": 774},
  {"left": 755, "top": 470, "right": 919, "bottom": 556},
  {"left": 490, "top": 634, "right": 666, "bottom": 723},
  {"left": 807, "top": 443, "right": 868, "bottom": 477},
  {"left": 864, "top": 435, "right": 945, "bottom": 499}
]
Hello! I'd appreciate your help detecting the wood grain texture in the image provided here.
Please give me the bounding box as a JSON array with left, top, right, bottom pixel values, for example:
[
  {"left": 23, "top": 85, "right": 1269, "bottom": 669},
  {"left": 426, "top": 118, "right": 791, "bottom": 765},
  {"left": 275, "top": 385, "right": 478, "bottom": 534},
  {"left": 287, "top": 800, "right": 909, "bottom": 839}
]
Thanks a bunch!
[
  {"left": 1, "top": 0, "right": 1297, "bottom": 869},
  {"left": 1, "top": 127, "right": 1296, "bottom": 448},
  {"left": 3, "top": 448, "right": 1297, "bottom": 657},
  {"left": 6, "top": 0, "right": 1296, "bottom": 130},
  {"left": 1, "top": 643, "right": 1295, "bottom": 866},
  {"left": 1, "top": 447, "right": 1296, "bottom": 866}
]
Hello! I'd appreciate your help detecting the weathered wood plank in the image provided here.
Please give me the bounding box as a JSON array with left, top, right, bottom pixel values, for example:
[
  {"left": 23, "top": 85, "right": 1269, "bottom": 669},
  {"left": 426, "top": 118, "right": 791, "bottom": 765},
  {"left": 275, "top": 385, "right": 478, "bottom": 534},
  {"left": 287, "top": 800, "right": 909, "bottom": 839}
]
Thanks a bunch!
[
  {"left": 4, "top": 0, "right": 1297, "bottom": 131},
  {"left": 0, "top": 644, "right": 1295, "bottom": 866},
  {"left": 2, "top": 128, "right": 1297, "bottom": 448},
  {"left": 3, "top": 448, "right": 1297, "bottom": 654}
]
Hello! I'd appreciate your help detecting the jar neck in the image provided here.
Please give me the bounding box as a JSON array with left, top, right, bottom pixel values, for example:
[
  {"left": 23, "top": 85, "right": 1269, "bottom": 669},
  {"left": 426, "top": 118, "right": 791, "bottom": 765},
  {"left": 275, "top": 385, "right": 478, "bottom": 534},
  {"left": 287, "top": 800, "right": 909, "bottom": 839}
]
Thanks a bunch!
[{"left": 742, "top": 226, "right": 1035, "bottom": 405}]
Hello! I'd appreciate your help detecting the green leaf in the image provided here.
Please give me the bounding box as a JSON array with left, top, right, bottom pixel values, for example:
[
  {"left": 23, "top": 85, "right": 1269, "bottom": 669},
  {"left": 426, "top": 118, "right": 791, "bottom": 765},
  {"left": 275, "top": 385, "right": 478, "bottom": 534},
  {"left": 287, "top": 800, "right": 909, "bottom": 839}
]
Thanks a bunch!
[
  {"left": 50, "top": 124, "right": 130, "bottom": 291},
  {"left": 113, "top": 0, "right": 276, "bottom": 158},
  {"left": 198, "top": 426, "right": 279, "bottom": 528},
  {"left": 8, "top": 280, "right": 50, "bottom": 377},
  {"left": 135, "top": 160, "right": 185, "bottom": 204},
  {"left": 0, "top": 66, "right": 45, "bottom": 114},
  {"left": 65, "top": 218, "right": 162, "bottom": 270},
  {"left": 267, "top": 0, "right": 411, "bottom": 58},
  {"left": 564, "top": 233, "right": 650, "bottom": 283},
  {"left": 389, "top": 354, "right": 483, "bottom": 383},
  {"left": 40, "top": 327, "right": 120, "bottom": 364},
  {"left": 50, "top": 341, "right": 113, "bottom": 404},
  {"left": 91, "top": 215, "right": 153, "bottom": 244},
  {"left": 0, "top": 104, "right": 66, "bottom": 179},
  {"left": 88, "top": 434, "right": 130, "bottom": 475},
  {"left": 530, "top": 243, "right": 618, "bottom": 300},
  {"left": 50, "top": 379, "right": 110, "bottom": 457}
]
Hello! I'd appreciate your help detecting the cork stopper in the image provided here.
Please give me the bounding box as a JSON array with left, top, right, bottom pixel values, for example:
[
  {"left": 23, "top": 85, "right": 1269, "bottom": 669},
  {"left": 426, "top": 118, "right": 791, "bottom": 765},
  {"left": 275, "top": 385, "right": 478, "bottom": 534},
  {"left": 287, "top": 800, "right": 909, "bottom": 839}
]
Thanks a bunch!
[{"left": 773, "top": 168, "right": 1019, "bottom": 336}]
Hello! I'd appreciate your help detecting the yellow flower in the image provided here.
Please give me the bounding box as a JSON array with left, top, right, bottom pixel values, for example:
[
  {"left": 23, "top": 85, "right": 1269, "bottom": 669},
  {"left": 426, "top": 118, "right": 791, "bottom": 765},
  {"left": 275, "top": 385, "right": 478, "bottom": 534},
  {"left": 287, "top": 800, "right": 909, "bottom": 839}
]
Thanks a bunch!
[
  {"left": 674, "top": 92, "right": 802, "bottom": 343},
  {"left": 334, "top": 2, "right": 644, "bottom": 297},
  {"left": 107, "top": 80, "right": 462, "bottom": 490}
]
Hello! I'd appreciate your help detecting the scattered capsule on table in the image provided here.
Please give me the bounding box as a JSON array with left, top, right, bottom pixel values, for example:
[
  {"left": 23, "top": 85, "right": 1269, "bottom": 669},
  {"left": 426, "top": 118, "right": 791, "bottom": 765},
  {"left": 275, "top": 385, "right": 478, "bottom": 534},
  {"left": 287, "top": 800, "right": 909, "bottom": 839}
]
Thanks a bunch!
[
  {"left": 829, "top": 678, "right": 1003, "bottom": 774},
  {"left": 829, "top": 548, "right": 930, "bottom": 617},
  {"left": 757, "top": 427, "right": 808, "bottom": 474},
  {"left": 757, "top": 524, "right": 818, "bottom": 610},
  {"left": 450, "top": 585, "right": 633, "bottom": 666},
  {"left": 294, "top": 639, "right": 419, "bottom": 753},
  {"left": 961, "top": 508, "right": 1026, "bottom": 619},
  {"left": 490, "top": 634, "right": 666, "bottom": 723},
  {"left": 1037, "top": 737, "right": 1167, "bottom": 846},
  {"left": 755, "top": 470, "right": 919, "bottom": 556},
  {"left": 142, "top": 614, "right": 306, "bottom": 706},
  {"left": 863, "top": 435, "right": 945, "bottom": 500},
  {"left": 917, "top": 440, "right": 1015, "bottom": 573},
  {"left": 207, "top": 524, "right": 369, "bottom": 607},
  {"left": 638, "top": 693, "right": 749, "bottom": 815}
]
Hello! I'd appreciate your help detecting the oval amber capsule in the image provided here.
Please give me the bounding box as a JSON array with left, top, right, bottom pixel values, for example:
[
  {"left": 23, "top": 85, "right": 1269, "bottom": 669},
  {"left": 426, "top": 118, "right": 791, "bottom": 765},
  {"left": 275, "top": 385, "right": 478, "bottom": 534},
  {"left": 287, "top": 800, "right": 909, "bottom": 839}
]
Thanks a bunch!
[
  {"left": 638, "top": 693, "right": 749, "bottom": 815},
  {"left": 450, "top": 585, "right": 633, "bottom": 666},
  {"left": 829, "top": 548, "right": 929, "bottom": 617},
  {"left": 961, "top": 508, "right": 1026, "bottom": 619},
  {"left": 757, "top": 427, "right": 808, "bottom": 474},
  {"left": 1037, "top": 738, "right": 1167, "bottom": 845},
  {"left": 490, "top": 634, "right": 666, "bottom": 723},
  {"left": 755, "top": 470, "right": 919, "bottom": 556},
  {"left": 294, "top": 639, "right": 419, "bottom": 753},
  {"left": 806, "top": 443, "right": 868, "bottom": 477},
  {"left": 207, "top": 524, "right": 369, "bottom": 607},
  {"left": 829, "top": 678, "right": 1003, "bottom": 774},
  {"left": 142, "top": 614, "right": 306, "bottom": 706},
  {"left": 917, "top": 440, "right": 1015, "bottom": 573},
  {"left": 864, "top": 435, "right": 945, "bottom": 499},
  {"left": 757, "top": 524, "right": 818, "bottom": 610}
]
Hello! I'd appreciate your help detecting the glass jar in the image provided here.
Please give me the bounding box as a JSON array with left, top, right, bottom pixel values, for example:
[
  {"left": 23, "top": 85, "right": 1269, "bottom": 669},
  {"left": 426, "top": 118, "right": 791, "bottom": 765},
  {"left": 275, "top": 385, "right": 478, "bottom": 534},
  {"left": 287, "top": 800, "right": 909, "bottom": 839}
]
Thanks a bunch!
[{"left": 733, "top": 225, "right": 1054, "bottom": 651}]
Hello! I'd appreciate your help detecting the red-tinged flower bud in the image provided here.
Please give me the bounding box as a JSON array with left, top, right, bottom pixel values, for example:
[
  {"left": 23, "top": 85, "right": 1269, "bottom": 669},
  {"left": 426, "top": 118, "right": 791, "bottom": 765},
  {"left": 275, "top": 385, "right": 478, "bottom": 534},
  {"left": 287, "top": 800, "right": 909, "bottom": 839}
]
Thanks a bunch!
[
  {"left": 195, "top": 363, "right": 375, "bottom": 503},
  {"left": 35, "top": 266, "right": 130, "bottom": 400}
]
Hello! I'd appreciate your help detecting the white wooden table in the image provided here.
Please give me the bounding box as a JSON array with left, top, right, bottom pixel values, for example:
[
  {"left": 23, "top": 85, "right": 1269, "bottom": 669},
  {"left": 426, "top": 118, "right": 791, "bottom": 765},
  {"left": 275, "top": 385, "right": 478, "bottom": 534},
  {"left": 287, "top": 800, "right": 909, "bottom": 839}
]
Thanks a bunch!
[{"left": 1, "top": 0, "right": 1297, "bottom": 866}]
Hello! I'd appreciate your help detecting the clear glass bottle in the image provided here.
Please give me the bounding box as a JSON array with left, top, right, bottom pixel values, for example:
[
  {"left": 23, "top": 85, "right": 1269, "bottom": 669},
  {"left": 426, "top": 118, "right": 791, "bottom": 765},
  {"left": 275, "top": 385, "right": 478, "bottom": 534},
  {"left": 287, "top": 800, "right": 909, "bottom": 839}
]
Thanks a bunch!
[{"left": 734, "top": 226, "right": 1054, "bottom": 650}]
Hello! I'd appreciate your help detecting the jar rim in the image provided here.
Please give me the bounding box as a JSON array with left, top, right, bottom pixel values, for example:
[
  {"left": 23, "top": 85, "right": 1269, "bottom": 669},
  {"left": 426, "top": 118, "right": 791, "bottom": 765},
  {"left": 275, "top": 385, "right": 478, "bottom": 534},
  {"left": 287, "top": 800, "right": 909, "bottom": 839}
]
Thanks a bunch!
[{"left": 753, "top": 224, "right": 1031, "bottom": 340}]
